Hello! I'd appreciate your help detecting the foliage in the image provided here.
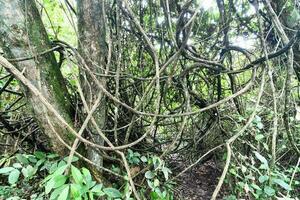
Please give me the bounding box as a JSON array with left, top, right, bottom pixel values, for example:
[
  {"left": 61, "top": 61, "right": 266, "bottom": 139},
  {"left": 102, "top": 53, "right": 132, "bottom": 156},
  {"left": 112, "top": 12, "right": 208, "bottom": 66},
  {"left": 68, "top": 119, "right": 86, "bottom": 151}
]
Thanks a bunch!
[
  {"left": 0, "top": 150, "right": 174, "bottom": 200},
  {"left": 1, "top": 0, "right": 300, "bottom": 199},
  {"left": 225, "top": 114, "right": 300, "bottom": 199},
  {"left": 127, "top": 149, "right": 174, "bottom": 200}
]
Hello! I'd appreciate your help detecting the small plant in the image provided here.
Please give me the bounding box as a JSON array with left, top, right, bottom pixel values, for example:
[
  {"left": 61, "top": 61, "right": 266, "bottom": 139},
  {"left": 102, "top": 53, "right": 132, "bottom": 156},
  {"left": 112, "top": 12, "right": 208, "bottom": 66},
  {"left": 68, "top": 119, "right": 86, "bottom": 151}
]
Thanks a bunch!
[
  {"left": 43, "top": 162, "right": 124, "bottom": 200},
  {"left": 227, "top": 150, "right": 299, "bottom": 199},
  {"left": 143, "top": 156, "right": 174, "bottom": 200},
  {"left": 127, "top": 149, "right": 141, "bottom": 165}
]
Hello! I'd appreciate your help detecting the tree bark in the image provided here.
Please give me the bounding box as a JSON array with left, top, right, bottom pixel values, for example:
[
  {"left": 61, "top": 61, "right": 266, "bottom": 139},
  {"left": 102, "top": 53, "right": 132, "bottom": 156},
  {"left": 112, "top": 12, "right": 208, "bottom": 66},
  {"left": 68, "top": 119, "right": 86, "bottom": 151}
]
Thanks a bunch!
[
  {"left": 77, "top": 0, "right": 108, "bottom": 174},
  {"left": 0, "top": 0, "right": 75, "bottom": 155}
]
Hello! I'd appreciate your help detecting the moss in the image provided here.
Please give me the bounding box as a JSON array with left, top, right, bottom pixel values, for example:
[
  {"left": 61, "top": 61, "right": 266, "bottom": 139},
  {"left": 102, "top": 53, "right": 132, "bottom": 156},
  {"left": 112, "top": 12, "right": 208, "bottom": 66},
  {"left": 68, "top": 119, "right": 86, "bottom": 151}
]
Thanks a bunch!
[{"left": 0, "top": 1, "right": 77, "bottom": 150}]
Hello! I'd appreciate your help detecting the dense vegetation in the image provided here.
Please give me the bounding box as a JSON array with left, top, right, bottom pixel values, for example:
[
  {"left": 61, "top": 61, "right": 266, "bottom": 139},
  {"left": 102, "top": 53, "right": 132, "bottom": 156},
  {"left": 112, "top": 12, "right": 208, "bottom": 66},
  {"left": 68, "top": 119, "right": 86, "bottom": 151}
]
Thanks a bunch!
[{"left": 0, "top": 0, "right": 300, "bottom": 199}]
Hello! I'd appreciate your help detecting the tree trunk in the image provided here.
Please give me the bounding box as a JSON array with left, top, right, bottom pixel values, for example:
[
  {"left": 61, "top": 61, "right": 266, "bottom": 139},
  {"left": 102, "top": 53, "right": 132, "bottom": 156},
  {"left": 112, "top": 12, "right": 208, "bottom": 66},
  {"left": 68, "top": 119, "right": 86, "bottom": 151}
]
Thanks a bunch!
[
  {"left": 0, "top": 0, "right": 75, "bottom": 155},
  {"left": 77, "top": 0, "right": 108, "bottom": 173}
]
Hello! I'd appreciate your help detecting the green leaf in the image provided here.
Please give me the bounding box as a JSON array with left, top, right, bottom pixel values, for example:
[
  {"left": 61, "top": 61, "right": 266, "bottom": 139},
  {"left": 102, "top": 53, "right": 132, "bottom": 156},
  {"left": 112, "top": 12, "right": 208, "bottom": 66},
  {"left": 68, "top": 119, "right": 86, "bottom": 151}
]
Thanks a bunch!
[
  {"left": 89, "top": 191, "right": 94, "bottom": 200},
  {"left": 45, "top": 178, "right": 56, "bottom": 194},
  {"left": 58, "top": 160, "right": 67, "bottom": 168},
  {"left": 254, "top": 151, "right": 268, "bottom": 168},
  {"left": 44, "top": 164, "right": 67, "bottom": 183},
  {"left": 91, "top": 184, "right": 105, "bottom": 196},
  {"left": 53, "top": 165, "right": 68, "bottom": 177},
  {"left": 145, "top": 171, "right": 155, "bottom": 179},
  {"left": 140, "top": 156, "right": 147, "bottom": 163},
  {"left": 264, "top": 186, "right": 275, "bottom": 196},
  {"left": 47, "top": 154, "right": 59, "bottom": 159},
  {"left": 22, "top": 165, "right": 36, "bottom": 178},
  {"left": 70, "top": 184, "right": 81, "bottom": 199},
  {"left": 50, "top": 184, "right": 68, "bottom": 200},
  {"left": 132, "top": 157, "right": 140, "bottom": 164},
  {"left": 53, "top": 175, "right": 68, "bottom": 188},
  {"left": 0, "top": 167, "right": 15, "bottom": 174},
  {"left": 34, "top": 151, "right": 46, "bottom": 159},
  {"left": 273, "top": 179, "right": 292, "bottom": 191},
  {"left": 250, "top": 183, "right": 262, "bottom": 191},
  {"left": 103, "top": 188, "right": 122, "bottom": 198},
  {"left": 12, "top": 163, "right": 22, "bottom": 169},
  {"left": 64, "top": 156, "right": 78, "bottom": 163},
  {"left": 71, "top": 165, "right": 83, "bottom": 184},
  {"left": 49, "top": 162, "right": 58, "bottom": 174},
  {"left": 82, "top": 167, "right": 92, "bottom": 184},
  {"left": 57, "top": 185, "right": 69, "bottom": 200},
  {"left": 258, "top": 175, "right": 269, "bottom": 183},
  {"left": 161, "top": 167, "right": 171, "bottom": 180},
  {"left": 36, "top": 159, "right": 45, "bottom": 167},
  {"left": 255, "top": 134, "right": 264, "bottom": 141},
  {"left": 28, "top": 155, "right": 37, "bottom": 163},
  {"left": 224, "top": 195, "right": 237, "bottom": 200},
  {"left": 147, "top": 180, "right": 155, "bottom": 190},
  {"left": 16, "top": 154, "right": 29, "bottom": 164},
  {"left": 154, "top": 179, "right": 160, "bottom": 187},
  {"left": 256, "top": 122, "right": 263, "bottom": 129},
  {"left": 8, "top": 169, "right": 20, "bottom": 184}
]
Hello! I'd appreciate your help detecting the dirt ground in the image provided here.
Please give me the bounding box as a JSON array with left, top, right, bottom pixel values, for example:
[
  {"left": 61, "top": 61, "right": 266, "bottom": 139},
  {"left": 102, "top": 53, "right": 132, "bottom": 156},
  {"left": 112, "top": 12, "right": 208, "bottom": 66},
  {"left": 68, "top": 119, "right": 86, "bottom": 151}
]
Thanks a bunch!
[{"left": 174, "top": 159, "right": 227, "bottom": 200}]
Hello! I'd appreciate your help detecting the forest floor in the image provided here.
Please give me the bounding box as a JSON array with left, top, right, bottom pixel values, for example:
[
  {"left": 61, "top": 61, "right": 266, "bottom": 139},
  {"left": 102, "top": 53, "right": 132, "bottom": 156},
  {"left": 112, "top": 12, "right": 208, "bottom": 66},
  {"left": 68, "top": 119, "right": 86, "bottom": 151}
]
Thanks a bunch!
[{"left": 174, "top": 159, "right": 227, "bottom": 200}]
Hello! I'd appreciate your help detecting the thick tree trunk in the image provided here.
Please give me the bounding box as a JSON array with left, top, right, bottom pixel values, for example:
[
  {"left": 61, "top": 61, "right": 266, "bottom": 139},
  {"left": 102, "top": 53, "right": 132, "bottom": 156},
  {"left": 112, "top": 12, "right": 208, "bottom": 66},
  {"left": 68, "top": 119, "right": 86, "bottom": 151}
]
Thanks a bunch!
[
  {"left": 77, "top": 0, "right": 108, "bottom": 173},
  {"left": 0, "top": 0, "right": 75, "bottom": 155}
]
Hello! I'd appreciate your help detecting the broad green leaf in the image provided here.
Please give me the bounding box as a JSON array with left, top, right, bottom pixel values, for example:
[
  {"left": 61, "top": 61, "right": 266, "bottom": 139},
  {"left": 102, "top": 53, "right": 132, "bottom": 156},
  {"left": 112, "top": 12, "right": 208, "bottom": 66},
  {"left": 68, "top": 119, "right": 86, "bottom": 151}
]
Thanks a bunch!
[
  {"left": 8, "top": 169, "right": 20, "bottom": 184},
  {"left": 145, "top": 171, "right": 155, "bottom": 179},
  {"left": 28, "top": 155, "right": 37, "bottom": 163},
  {"left": 161, "top": 167, "right": 171, "bottom": 180},
  {"left": 147, "top": 180, "right": 155, "bottom": 190},
  {"left": 49, "top": 162, "right": 58, "bottom": 174},
  {"left": 22, "top": 166, "right": 30, "bottom": 178},
  {"left": 88, "top": 191, "right": 94, "bottom": 200},
  {"left": 47, "top": 154, "right": 59, "bottom": 159},
  {"left": 82, "top": 167, "right": 92, "bottom": 184},
  {"left": 258, "top": 175, "right": 269, "bottom": 183},
  {"left": 57, "top": 185, "right": 69, "bottom": 200},
  {"left": 34, "top": 151, "right": 46, "bottom": 159},
  {"left": 71, "top": 165, "right": 83, "bottom": 184},
  {"left": 273, "top": 179, "right": 292, "bottom": 191},
  {"left": 264, "top": 186, "right": 275, "bottom": 196},
  {"left": 91, "top": 184, "right": 105, "bottom": 196},
  {"left": 12, "top": 163, "right": 22, "bottom": 169},
  {"left": 45, "top": 178, "right": 56, "bottom": 194},
  {"left": 36, "top": 159, "right": 46, "bottom": 167},
  {"left": 44, "top": 165, "right": 67, "bottom": 183},
  {"left": 53, "top": 175, "right": 68, "bottom": 188},
  {"left": 16, "top": 154, "right": 29, "bottom": 164},
  {"left": 140, "top": 156, "right": 147, "bottom": 163},
  {"left": 255, "top": 134, "right": 264, "bottom": 141},
  {"left": 50, "top": 184, "right": 68, "bottom": 200},
  {"left": 103, "top": 188, "right": 122, "bottom": 198},
  {"left": 53, "top": 165, "right": 68, "bottom": 177},
  {"left": 70, "top": 184, "right": 81, "bottom": 199},
  {"left": 224, "top": 195, "right": 237, "bottom": 200},
  {"left": 64, "top": 156, "right": 79, "bottom": 163},
  {"left": 256, "top": 122, "right": 263, "bottom": 129},
  {"left": 58, "top": 160, "right": 67, "bottom": 168},
  {"left": 0, "top": 167, "right": 15, "bottom": 174},
  {"left": 250, "top": 183, "right": 262, "bottom": 191},
  {"left": 254, "top": 151, "right": 268, "bottom": 168}
]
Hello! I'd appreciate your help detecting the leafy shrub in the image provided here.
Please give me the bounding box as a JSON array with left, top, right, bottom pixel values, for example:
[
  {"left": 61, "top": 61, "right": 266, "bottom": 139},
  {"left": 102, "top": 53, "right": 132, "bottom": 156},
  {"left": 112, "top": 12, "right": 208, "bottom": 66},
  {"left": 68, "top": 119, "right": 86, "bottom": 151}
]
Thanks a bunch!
[{"left": 0, "top": 150, "right": 174, "bottom": 200}]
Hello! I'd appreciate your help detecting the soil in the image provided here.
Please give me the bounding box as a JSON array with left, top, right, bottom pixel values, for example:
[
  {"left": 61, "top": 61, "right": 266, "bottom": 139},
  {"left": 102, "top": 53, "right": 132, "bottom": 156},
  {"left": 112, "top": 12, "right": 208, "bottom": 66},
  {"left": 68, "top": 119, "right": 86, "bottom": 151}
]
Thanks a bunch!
[{"left": 174, "top": 159, "right": 227, "bottom": 200}]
